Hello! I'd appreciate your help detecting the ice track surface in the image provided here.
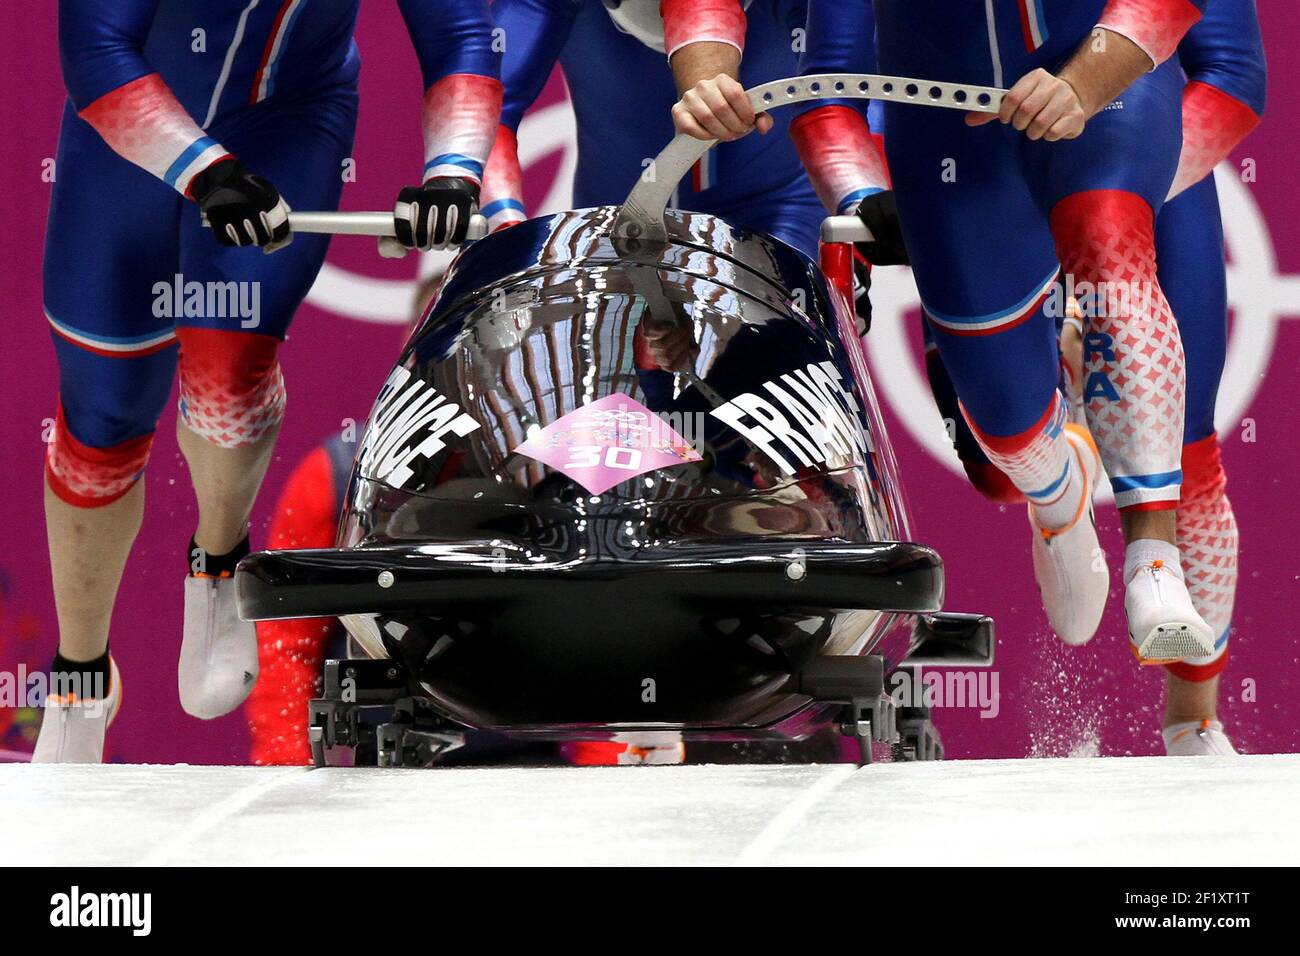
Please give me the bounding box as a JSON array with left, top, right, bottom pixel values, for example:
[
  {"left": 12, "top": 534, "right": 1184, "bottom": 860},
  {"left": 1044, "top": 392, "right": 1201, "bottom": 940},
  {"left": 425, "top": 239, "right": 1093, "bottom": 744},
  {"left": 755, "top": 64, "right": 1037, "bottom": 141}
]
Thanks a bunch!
[{"left": 4, "top": 755, "right": 1298, "bottom": 866}]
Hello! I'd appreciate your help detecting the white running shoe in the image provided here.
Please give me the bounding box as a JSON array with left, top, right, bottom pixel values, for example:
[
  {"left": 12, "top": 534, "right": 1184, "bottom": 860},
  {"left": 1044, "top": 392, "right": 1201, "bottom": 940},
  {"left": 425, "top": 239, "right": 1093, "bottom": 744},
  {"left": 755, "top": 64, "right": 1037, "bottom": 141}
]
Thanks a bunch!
[
  {"left": 1030, "top": 423, "right": 1109, "bottom": 646},
  {"left": 1162, "top": 719, "right": 1238, "bottom": 756},
  {"left": 31, "top": 657, "right": 122, "bottom": 764},
  {"left": 1125, "top": 558, "right": 1216, "bottom": 664},
  {"left": 179, "top": 575, "right": 259, "bottom": 719}
]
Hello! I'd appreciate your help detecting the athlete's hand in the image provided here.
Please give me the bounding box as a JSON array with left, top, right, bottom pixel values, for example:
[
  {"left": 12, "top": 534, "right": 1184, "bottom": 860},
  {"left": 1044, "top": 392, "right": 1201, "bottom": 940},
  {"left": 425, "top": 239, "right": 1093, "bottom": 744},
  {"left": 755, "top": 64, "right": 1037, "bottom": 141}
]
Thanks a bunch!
[
  {"left": 394, "top": 177, "right": 480, "bottom": 251},
  {"left": 640, "top": 320, "right": 698, "bottom": 372},
  {"left": 193, "top": 158, "right": 292, "bottom": 250},
  {"left": 966, "top": 68, "right": 1088, "bottom": 141},
  {"left": 671, "top": 73, "right": 773, "bottom": 142},
  {"left": 854, "top": 191, "right": 909, "bottom": 266}
]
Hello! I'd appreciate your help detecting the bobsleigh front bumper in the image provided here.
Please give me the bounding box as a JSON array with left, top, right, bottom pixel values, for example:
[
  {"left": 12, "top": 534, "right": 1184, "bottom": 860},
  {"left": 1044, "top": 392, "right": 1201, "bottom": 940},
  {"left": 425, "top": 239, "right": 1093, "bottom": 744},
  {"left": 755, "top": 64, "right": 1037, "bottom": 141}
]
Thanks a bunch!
[
  {"left": 233, "top": 540, "right": 996, "bottom": 735},
  {"left": 235, "top": 539, "right": 943, "bottom": 622}
]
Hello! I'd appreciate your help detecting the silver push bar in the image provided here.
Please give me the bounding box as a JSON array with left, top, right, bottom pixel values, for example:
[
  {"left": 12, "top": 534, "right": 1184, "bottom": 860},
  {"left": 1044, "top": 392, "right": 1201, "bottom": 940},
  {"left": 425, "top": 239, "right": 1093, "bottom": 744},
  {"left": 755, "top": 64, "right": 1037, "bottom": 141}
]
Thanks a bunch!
[
  {"left": 203, "top": 211, "right": 488, "bottom": 258},
  {"left": 284, "top": 210, "right": 488, "bottom": 240},
  {"left": 287, "top": 211, "right": 402, "bottom": 236},
  {"left": 821, "top": 216, "right": 874, "bottom": 244},
  {"left": 291, "top": 211, "right": 487, "bottom": 258},
  {"left": 616, "top": 72, "right": 1008, "bottom": 243}
]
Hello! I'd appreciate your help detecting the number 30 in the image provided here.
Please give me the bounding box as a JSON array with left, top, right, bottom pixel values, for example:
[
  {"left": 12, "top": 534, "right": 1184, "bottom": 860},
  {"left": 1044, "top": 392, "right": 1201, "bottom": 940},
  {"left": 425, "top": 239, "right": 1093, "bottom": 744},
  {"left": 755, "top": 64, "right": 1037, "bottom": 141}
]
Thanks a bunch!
[{"left": 566, "top": 446, "right": 643, "bottom": 470}]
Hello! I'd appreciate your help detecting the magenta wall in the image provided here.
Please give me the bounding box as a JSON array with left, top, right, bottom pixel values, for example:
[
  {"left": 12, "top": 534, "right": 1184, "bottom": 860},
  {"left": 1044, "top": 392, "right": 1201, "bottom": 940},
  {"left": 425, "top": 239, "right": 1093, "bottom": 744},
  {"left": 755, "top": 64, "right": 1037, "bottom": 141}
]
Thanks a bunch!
[{"left": 1, "top": 5, "right": 1296, "bottom": 763}]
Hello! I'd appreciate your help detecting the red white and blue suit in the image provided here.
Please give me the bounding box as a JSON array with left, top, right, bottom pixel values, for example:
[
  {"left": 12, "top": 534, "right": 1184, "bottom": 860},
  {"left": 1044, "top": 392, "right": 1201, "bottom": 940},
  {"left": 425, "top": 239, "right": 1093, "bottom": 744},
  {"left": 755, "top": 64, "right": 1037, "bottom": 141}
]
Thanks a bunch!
[
  {"left": 45, "top": 0, "right": 502, "bottom": 506},
  {"left": 480, "top": 0, "right": 826, "bottom": 257},
  {"left": 797, "top": 0, "right": 1262, "bottom": 680}
]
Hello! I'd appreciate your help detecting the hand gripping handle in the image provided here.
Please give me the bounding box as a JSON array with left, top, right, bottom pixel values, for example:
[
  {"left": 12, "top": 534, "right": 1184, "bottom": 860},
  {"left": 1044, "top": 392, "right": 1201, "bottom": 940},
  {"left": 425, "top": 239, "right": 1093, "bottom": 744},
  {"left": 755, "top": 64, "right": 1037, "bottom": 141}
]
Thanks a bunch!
[
  {"left": 614, "top": 73, "right": 1006, "bottom": 243},
  {"left": 202, "top": 211, "right": 488, "bottom": 258}
]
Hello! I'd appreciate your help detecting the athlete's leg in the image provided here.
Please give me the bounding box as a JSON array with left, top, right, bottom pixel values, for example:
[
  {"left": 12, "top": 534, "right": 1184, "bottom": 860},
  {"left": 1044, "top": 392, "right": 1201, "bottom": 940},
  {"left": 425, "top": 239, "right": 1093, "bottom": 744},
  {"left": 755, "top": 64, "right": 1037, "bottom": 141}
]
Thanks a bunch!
[
  {"left": 1051, "top": 188, "right": 1184, "bottom": 543},
  {"left": 176, "top": 90, "right": 358, "bottom": 557},
  {"left": 1154, "top": 174, "right": 1235, "bottom": 731},
  {"left": 1030, "top": 59, "right": 1214, "bottom": 660},
  {"left": 42, "top": 108, "right": 182, "bottom": 664},
  {"left": 34, "top": 110, "right": 182, "bottom": 762},
  {"left": 1031, "top": 61, "right": 1187, "bottom": 521},
  {"left": 44, "top": 351, "right": 176, "bottom": 660},
  {"left": 1164, "top": 442, "right": 1235, "bottom": 748},
  {"left": 172, "top": 332, "right": 284, "bottom": 557},
  {"left": 884, "top": 105, "right": 1107, "bottom": 645},
  {"left": 886, "top": 109, "right": 1069, "bottom": 514},
  {"left": 170, "top": 90, "right": 357, "bottom": 719}
]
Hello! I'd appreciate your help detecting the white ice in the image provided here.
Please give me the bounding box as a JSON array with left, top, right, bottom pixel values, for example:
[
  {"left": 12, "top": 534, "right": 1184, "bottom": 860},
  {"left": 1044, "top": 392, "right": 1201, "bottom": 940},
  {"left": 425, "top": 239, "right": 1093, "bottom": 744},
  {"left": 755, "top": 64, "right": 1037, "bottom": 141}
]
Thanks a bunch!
[{"left": 3, "top": 755, "right": 1296, "bottom": 866}]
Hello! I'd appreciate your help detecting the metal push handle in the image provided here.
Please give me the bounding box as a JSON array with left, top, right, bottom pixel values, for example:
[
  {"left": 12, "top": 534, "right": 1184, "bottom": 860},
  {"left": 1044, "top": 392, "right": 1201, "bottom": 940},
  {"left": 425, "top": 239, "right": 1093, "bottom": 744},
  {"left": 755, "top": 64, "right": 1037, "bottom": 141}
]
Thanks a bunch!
[
  {"left": 203, "top": 211, "right": 488, "bottom": 258},
  {"left": 615, "top": 72, "right": 1007, "bottom": 243}
]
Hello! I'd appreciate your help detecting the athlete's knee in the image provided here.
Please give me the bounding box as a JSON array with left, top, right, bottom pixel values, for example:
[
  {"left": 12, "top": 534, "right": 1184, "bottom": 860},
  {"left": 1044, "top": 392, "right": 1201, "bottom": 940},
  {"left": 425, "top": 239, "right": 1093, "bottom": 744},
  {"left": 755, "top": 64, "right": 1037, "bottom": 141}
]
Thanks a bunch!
[
  {"left": 1050, "top": 190, "right": 1156, "bottom": 272},
  {"left": 45, "top": 406, "right": 154, "bottom": 508},
  {"left": 176, "top": 328, "right": 286, "bottom": 448}
]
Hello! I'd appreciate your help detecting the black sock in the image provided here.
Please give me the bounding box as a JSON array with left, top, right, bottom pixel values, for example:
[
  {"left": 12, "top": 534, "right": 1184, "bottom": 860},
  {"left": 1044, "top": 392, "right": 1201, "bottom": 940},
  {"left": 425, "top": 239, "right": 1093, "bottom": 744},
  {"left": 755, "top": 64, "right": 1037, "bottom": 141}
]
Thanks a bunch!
[
  {"left": 188, "top": 534, "right": 250, "bottom": 578},
  {"left": 50, "top": 648, "right": 112, "bottom": 701}
]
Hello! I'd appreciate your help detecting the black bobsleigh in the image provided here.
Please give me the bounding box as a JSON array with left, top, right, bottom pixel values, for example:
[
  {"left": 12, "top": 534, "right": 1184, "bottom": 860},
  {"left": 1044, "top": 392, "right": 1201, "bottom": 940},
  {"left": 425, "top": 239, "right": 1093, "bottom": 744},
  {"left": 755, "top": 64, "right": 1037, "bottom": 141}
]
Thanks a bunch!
[{"left": 235, "top": 74, "right": 1001, "bottom": 767}]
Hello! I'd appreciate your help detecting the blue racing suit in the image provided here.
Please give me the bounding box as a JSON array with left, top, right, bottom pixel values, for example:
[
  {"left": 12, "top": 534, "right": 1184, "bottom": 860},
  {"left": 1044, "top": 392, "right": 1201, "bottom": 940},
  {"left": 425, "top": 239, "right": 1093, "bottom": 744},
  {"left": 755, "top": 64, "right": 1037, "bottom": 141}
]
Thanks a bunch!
[
  {"left": 867, "top": 0, "right": 1206, "bottom": 515},
  {"left": 882, "top": 0, "right": 1262, "bottom": 678},
  {"left": 45, "top": 0, "right": 501, "bottom": 506},
  {"left": 481, "top": 0, "right": 825, "bottom": 257}
]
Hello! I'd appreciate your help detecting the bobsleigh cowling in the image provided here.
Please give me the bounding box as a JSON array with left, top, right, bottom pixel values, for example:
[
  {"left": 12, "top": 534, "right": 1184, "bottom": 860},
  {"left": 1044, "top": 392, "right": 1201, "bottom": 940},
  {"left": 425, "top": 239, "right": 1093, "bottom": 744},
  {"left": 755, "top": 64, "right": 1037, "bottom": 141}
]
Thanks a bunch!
[{"left": 235, "top": 75, "right": 999, "bottom": 766}]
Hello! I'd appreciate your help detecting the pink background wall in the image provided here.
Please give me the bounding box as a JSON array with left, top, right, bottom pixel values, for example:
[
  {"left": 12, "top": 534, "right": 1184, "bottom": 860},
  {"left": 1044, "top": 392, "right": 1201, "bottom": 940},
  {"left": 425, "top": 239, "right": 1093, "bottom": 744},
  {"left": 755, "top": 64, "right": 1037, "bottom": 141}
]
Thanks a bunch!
[{"left": 1, "top": 5, "right": 1296, "bottom": 763}]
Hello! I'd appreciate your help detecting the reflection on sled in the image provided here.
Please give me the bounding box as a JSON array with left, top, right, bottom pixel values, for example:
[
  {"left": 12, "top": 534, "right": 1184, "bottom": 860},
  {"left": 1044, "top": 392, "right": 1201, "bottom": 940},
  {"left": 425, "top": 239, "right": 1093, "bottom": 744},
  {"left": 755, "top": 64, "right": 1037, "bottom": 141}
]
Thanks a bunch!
[{"left": 237, "top": 206, "right": 993, "bottom": 766}]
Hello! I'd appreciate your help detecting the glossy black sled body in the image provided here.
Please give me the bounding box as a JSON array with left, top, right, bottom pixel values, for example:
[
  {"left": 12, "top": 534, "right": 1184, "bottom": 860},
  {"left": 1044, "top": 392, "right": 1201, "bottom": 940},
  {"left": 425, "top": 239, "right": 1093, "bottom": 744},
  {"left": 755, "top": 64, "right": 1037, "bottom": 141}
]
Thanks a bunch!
[{"left": 236, "top": 207, "right": 988, "bottom": 748}]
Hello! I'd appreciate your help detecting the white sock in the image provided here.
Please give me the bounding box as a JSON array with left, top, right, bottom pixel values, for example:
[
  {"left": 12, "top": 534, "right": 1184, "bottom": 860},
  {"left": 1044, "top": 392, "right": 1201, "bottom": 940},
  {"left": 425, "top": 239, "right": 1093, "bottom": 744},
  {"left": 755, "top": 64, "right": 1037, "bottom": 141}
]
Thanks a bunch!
[
  {"left": 1124, "top": 538, "right": 1181, "bottom": 583},
  {"left": 1029, "top": 453, "right": 1086, "bottom": 532}
]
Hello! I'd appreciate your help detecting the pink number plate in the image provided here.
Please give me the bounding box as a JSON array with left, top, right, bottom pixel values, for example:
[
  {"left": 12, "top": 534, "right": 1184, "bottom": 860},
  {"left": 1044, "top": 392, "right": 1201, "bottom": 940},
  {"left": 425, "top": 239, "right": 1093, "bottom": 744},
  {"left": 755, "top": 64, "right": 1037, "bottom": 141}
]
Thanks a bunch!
[{"left": 513, "top": 393, "right": 702, "bottom": 495}]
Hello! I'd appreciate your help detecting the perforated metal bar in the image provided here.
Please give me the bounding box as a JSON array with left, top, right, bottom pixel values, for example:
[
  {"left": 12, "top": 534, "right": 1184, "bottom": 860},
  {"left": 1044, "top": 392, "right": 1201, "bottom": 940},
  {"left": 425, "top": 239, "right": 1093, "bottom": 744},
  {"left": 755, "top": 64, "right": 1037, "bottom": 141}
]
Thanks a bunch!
[{"left": 616, "top": 73, "right": 1007, "bottom": 243}]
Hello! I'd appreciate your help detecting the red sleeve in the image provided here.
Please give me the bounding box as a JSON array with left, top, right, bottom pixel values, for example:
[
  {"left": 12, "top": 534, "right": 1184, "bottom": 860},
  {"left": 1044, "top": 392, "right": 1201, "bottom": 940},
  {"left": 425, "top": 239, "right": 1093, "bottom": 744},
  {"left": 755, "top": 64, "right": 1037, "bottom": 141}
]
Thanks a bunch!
[
  {"left": 1168, "top": 80, "right": 1261, "bottom": 200},
  {"left": 246, "top": 446, "right": 342, "bottom": 766},
  {"left": 660, "top": 0, "right": 747, "bottom": 59},
  {"left": 1096, "top": 0, "right": 1203, "bottom": 67},
  {"left": 60, "top": 0, "right": 232, "bottom": 194},
  {"left": 790, "top": 105, "right": 891, "bottom": 215},
  {"left": 481, "top": 124, "right": 526, "bottom": 232}
]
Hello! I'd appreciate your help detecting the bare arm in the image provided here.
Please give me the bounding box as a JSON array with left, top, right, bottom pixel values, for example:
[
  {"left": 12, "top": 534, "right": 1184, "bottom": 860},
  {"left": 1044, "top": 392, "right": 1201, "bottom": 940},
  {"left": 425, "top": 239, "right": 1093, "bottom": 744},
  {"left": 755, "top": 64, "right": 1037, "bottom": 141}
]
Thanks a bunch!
[
  {"left": 669, "top": 41, "right": 772, "bottom": 140},
  {"left": 1059, "top": 28, "right": 1158, "bottom": 120},
  {"left": 663, "top": 0, "right": 772, "bottom": 142},
  {"left": 968, "top": 28, "right": 1154, "bottom": 141},
  {"left": 670, "top": 39, "right": 740, "bottom": 95}
]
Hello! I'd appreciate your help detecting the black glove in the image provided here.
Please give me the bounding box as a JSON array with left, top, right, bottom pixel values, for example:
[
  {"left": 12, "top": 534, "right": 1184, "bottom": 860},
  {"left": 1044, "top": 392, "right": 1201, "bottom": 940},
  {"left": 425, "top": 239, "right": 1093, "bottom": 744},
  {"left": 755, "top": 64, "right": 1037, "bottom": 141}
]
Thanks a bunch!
[
  {"left": 854, "top": 189, "right": 909, "bottom": 266},
  {"left": 193, "top": 158, "right": 291, "bottom": 249},
  {"left": 394, "top": 177, "right": 480, "bottom": 251}
]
